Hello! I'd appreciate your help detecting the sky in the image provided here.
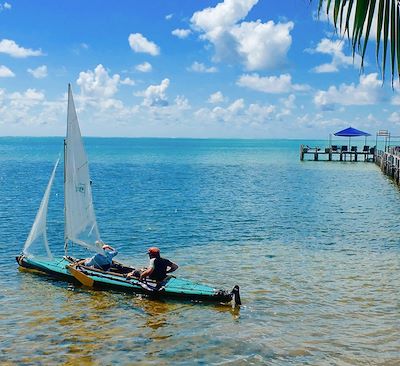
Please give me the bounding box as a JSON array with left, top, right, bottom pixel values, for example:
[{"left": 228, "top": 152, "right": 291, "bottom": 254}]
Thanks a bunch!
[{"left": 0, "top": 0, "right": 399, "bottom": 138}]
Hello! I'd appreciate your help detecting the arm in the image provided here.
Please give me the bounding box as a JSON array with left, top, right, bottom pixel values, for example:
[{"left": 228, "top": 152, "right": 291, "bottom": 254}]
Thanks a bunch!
[
  {"left": 139, "top": 258, "right": 155, "bottom": 280},
  {"left": 102, "top": 244, "right": 115, "bottom": 251},
  {"left": 167, "top": 262, "right": 178, "bottom": 274},
  {"left": 139, "top": 267, "right": 154, "bottom": 280}
]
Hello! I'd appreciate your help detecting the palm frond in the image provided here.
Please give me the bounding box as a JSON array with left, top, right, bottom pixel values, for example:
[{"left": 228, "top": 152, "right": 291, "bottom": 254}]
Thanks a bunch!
[{"left": 313, "top": 0, "right": 400, "bottom": 84}]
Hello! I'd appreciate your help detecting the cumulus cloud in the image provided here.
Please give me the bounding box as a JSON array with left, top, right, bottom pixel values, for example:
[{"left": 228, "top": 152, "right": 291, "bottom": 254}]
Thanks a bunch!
[
  {"left": 174, "top": 95, "right": 190, "bottom": 110},
  {"left": 73, "top": 43, "right": 89, "bottom": 55},
  {"left": 76, "top": 64, "right": 126, "bottom": 109},
  {"left": 237, "top": 73, "right": 310, "bottom": 94},
  {"left": 9, "top": 88, "right": 45, "bottom": 107},
  {"left": 191, "top": 0, "right": 293, "bottom": 71},
  {"left": 0, "top": 87, "right": 70, "bottom": 131},
  {"left": 392, "top": 95, "right": 400, "bottom": 105},
  {"left": 392, "top": 84, "right": 400, "bottom": 105},
  {"left": 0, "top": 65, "right": 14, "bottom": 77},
  {"left": 388, "top": 112, "right": 400, "bottom": 123},
  {"left": 187, "top": 61, "right": 217, "bottom": 73},
  {"left": 171, "top": 29, "right": 192, "bottom": 39},
  {"left": 136, "top": 78, "right": 170, "bottom": 107},
  {"left": 308, "top": 38, "right": 362, "bottom": 73},
  {"left": 208, "top": 91, "right": 225, "bottom": 104},
  {"left": 314, "top": 73, "right": 383, "bottom": 109},
  {"left": 0, "top": 39, "right": 43, "bottom": 58},
  {"left": 247, "top": 103, "right": 275, "bottom": 122},
  {"left": 128, "top": 33, "right": 160, "bottom": 56},
  {"left": 135, "top": 61, "right": 152, "bottom": 72},
  {"left": 281, "top": 94, "right": 296, "bottom": 109},
  {"left": 196, "top": 99, "right": 275, "bottom": 125},
  {"left": 120, "top": 77, "right": 135, "bottom": 85},
  {"left": 0, "top": 2, "right": 11, "bottom": 11},
  {"left": 27, "top": 65, "right": 48, "bottom": 79},
  {"left": 165, "top": 14, "right": 173, "bottom": 20}
]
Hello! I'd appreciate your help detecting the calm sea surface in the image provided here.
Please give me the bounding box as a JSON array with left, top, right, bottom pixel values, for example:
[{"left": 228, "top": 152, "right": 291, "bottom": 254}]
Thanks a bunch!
[{"left": 0, "top": 137, "right": 399, "bottom": 365}]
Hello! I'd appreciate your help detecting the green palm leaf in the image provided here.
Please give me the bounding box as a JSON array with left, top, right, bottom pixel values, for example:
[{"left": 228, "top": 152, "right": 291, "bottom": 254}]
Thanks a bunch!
[{"left": 314, "top": 0, "right": 400, "bottom": 84}]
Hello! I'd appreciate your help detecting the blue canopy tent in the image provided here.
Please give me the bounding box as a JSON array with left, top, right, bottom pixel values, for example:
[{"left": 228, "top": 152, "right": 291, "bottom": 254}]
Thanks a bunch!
[{"left": 334, "top": 126, "right": 371, "bottom": 150}]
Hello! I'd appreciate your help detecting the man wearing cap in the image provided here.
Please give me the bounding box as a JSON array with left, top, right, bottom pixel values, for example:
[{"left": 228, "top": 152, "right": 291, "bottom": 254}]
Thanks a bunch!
[
  {"left": 127, "top": 247, "right": 178, "bottom": 282},
  {"left": 79, "top": 244, "right": 118, "bottom": 271}
]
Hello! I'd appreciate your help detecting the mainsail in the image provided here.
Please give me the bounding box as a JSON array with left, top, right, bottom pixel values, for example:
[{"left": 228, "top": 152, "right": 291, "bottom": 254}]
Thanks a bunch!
[
  {"left": 23, "top": 159, "right": 59, "bottom": 259},
  {"left": 64, "top": 84, "right": 102, "bottom": 253}
]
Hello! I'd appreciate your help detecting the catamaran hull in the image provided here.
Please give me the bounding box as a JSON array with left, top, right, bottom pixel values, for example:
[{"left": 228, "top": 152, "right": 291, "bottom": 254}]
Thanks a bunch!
[
  {"left": 16, "top": 255, "right": 77, "bottom": 283},
  {"left": 16, "top": 255, "right": 238, "bottom": 304}
]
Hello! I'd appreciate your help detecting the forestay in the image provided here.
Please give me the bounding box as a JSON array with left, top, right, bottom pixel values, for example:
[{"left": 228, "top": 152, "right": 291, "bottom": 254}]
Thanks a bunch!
[
  {"left": 64, "top": 85, "right": 102, "bottom": 253},
  {"left": 23, "top": 159, "right": 59, "bottom": 259}
]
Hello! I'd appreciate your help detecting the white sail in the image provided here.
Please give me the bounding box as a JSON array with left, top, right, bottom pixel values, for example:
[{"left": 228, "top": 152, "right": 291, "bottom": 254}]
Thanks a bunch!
[
  {"left": 64, "top": 84, "right": 102, "bottom": 253},
  {"left": 23, "top": 159, "right": 59, "bottom": 259}
]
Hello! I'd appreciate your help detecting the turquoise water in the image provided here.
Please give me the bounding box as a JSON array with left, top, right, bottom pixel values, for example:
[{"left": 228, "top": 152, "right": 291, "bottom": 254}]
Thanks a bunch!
[{"left": 0, "top": 137, "right": 399, "bottom": 365}]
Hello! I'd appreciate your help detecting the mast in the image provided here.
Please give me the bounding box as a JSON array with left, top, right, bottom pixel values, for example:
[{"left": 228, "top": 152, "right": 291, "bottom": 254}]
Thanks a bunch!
[
  {"left": 64, "top": 84, "right": 70, "bottom": 255},
  {"left": 64, "top": 137, "right": 68, "bottom": 255}
]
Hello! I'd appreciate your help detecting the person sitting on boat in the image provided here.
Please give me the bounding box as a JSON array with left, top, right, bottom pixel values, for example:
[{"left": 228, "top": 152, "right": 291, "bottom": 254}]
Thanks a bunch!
[
  {"left": 79, "top": 243, "right": 118, "bottom": 271},
  {"left": 127, "top": 247, "right": 178, "bottom": 282}
]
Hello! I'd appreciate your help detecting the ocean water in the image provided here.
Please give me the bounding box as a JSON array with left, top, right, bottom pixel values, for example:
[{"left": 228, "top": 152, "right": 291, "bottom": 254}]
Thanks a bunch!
[{"left": 0, "top": 137, "right": 399, "bottom": 365}]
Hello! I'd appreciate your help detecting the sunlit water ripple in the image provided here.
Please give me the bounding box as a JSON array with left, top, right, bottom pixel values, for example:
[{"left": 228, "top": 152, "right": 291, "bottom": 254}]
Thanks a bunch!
[{"left": 0, "top": 138, "right": 399, "bottom": 365}]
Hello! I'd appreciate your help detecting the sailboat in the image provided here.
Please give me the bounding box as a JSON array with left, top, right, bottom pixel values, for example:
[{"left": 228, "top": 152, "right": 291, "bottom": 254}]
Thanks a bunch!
[{"left": 16, "top": 84, "right": 240, "bottom": 306}]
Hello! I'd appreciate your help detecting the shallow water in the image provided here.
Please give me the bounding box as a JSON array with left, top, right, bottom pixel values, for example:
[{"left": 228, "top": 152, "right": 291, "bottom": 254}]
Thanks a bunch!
[{"left": 0, "top": 138, "right": 399, "bottom": 365}]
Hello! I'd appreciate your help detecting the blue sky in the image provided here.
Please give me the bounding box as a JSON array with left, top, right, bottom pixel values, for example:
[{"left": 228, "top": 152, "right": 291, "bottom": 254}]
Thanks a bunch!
[{"left": 0, "top": 0, "right": 399, "bottom": 138}]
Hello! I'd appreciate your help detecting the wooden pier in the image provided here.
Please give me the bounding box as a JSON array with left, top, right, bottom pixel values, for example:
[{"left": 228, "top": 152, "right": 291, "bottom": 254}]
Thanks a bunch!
[
  {"left": 300, "top": 144, "right": 376, "bottom": 162},
  {"left": 375, "top": 147, "right": 400, "bottom": 185},
  {"left": 301, "top": 143, "right": 400, "bottom": 186}
]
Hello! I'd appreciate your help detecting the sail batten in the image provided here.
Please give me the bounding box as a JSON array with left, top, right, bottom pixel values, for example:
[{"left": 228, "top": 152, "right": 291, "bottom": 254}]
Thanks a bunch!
[{"left": 64, "top": 84, "right": 102, "bottom": 254}]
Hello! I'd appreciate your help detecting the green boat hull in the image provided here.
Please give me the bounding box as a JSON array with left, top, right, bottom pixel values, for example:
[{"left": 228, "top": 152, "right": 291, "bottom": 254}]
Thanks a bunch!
[{"left": 16, "top": 255, "right": 237, "bottom": 304}]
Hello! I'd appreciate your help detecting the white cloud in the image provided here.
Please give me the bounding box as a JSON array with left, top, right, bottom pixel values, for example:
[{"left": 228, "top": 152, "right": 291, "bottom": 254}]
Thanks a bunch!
[
  {"left": 128, "top": 33, "right": 160, "bottom": 56},
  {"left": 137, "top": 78, "right": 170, "bottom": 107},
  {"left": 27, "top": 65, "right": 47, "bottom": 79},
  {"left": 313, "top": 63, "right": 339, "bottom": 73},
  {"left": 392, "top": 84, "right": 400, "bottom": 105},
  {"left": 208, "top": 91, "right": 225, "bottom": 104},
  {"left": 9, "top": 89, "right": 45, "bottom": 107},
  {"left": 165, "top": 14, "right": 173, "bottom": 20},
  {"left": 171, "top": 29, "right": 192, "bottom": 39},
  {"left": 191, "top": 0, "right": 258, "bottom": 31},
  {"left": 0, "top": 39, "right": 43, "bottom": 58},
  {"left": 388, "top": 112, "right": 400, "bottom": 123},
  {"left": 135, "top": 61, "right": 152, "bottom": 73},
  {"left": 174, "top": 95, "right": 190, "bottom": 110},
  {"left": 281, "top": 94, "right": 296, "bottom": 109},
  {"left": 0, "top": 65, "right": 14, "bottom": 77},
  {"left": 237, "top": 73, "right": 310, "bottom": 94},
  {"left": 247, "top": 103, "right": 275, "bottom": 122},
  {"left": 314, "top": 73, "right": 383, "bottom": 109},
  {"left": 309, "top": 38, "right": 362, "bottom": 73},
  {"left": 77, "top": 64, "right": 120, "bottom": 98},
  {"left": 230, "top": 20, "right": 294, "bottom": 70},
  {"left": 191, "top": 0, "right": 293, "bottom": 71},
  {"left": 195, "top": 99, "right": 276, "bottom": 125},
  {"left": 187, "top": 61, "right": 217, "bottom": 73},
  {"left": 76, "top": 64, "right": 125, "bottom": 109},
  {"left": 0, "top": 2, "right": 11, "bottom": 11},
  {"left": 204, "top": 98, "right": 245, "bottom": 122},
  {"left": 392, "top": 95, "right": 400, "bottom": 105},
  {"left": 120, "top": 77, "right": 135, "bottom": 86}
]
